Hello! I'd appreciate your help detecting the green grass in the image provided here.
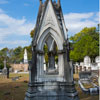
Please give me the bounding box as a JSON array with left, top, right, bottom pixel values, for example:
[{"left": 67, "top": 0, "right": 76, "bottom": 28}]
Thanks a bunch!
[{"left": 0, "top": 73, "right": 99, "bottom": 100}]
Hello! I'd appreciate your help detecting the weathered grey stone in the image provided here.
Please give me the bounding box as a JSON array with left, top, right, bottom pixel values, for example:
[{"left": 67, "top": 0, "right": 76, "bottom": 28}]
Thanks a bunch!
[{"left": 25, "top": 0, "right": 79, "bottom": 100}]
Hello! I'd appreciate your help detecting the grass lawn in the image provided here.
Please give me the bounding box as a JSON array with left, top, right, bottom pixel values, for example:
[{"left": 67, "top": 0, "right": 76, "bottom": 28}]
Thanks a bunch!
[{"left": 0, "top": 73, "right": 99, "bottom": 100}]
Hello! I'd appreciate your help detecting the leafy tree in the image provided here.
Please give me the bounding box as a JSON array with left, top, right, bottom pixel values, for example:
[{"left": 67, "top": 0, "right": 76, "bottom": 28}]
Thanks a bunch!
[
  {"left": 70, "top": 27, "right": 99, "bottom": 62},
  {"left": 30, "top": 28, "right": 35, "bottom": 38},
  {"left": 12, "top": 46, "right": 23, "bottom": 63},
  {"left": 0, "top": 48, "right": 11, "bottom": 69},
  {"left": 0, "top": 48, "right": 9, "bottom": 57}
]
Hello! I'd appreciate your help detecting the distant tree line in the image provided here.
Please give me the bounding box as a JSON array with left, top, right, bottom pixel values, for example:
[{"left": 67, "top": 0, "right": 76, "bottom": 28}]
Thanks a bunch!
[
  {"left": 0, "top": 26, "right": 99, "bottom": 69},
  {"left": 0, "top": 46, "right": 32, "bottom": 69}
]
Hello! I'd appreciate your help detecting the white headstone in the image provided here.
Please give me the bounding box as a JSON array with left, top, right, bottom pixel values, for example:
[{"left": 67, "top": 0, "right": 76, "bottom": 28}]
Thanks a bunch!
[
  {"left": 91, "top": 64, "right": 98, "bottom": 70},
  {"left": 75, "top": 62, "right": 79, "bottom": 66},
  {"left": 84, "top": 56, "right": 91, "bottom": 66},
  {"left": 80, "top": 62, "right": 84, "bottom": 71},
  {"left": 24, "top": 49, "right": 28, "bottom": 64},
  {"left": 84, "top": 56, "right": 91, "bottom": 70},
  {"left": 14, "top": 70, "right": 18, "bottom": 73},
  {"left": 95, "top": 56, "right": 100, "bottom": 63},
  {"left": 95, "top": 56, "right": 100, "bottom": 69},
  {"left": 80, "top": 62, "right": 84, "bottom": 66}
]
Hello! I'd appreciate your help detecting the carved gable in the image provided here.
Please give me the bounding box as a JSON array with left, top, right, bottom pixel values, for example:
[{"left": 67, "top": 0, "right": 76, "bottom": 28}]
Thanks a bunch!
[{"left": 37, "top": 0, "right": 64, "bottom": 45}]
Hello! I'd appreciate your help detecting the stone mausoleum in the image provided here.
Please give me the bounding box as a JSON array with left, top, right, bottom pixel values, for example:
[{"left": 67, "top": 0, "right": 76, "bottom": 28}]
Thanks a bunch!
[{"left": 25, "top": 0, "right": 79, "bottom": 100}]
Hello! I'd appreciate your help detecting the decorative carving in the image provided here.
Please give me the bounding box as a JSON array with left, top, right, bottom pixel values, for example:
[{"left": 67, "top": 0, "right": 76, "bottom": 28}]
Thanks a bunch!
[
  {"left": 44, "top": 12, "right": 55, "bottom": 27},
  {"left": 25, "top": 0, "right": 79, "bottom": 100}
]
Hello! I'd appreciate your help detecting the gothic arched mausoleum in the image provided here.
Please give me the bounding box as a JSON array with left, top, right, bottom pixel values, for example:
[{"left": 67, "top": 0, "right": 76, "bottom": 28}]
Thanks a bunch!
[{"left": 25, "top": 0, "right": 79, "bottom": 100}]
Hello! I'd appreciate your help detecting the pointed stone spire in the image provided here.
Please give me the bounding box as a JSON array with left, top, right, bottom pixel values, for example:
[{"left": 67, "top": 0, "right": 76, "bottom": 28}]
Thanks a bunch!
[
  {"left": 38, "top": 0, "right": 42, "bottom": 17},
  {"left": 58, "top": 0, "right": 61, "bottom": 7},
  {"left": 39, "top": 0, "right": 42, "bottom": 5},
  {"left": 24, "top": 49, "right": 28, "bottom": 64}
]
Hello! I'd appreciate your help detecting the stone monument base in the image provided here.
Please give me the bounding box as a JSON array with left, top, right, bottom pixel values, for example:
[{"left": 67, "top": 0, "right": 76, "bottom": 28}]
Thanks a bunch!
[
  {"left": 2, "top": 68, "right": 7, "bottom": 75},
  {"left": 25, "top": 82, "right": 79, "bottom": 100},
  {"left": 25, "top": 92, "right": 79, "bottom": 100}
]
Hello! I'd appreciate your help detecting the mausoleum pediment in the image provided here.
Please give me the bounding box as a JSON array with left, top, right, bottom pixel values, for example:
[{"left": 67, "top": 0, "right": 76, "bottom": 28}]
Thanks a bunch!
[{"left": 37, "top": 0, "right": 65, "bottom": 44}]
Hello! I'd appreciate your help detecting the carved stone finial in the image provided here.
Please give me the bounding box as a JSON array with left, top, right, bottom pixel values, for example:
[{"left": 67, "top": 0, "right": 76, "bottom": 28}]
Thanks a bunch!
[
  {"left": 58, "top": 0, "right": 61, "bottom": 7},
  {"left": 39, "top": 0, "right": 42, "bottom": 4}
]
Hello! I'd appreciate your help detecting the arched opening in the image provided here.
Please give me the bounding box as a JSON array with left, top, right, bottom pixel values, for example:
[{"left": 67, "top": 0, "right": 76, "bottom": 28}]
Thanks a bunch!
[
  {"left": 36, "top": 29, "right": 64, "bottom": 77},
  {"left": 43, "top": 36, "right": 59, "bottom": 75}
]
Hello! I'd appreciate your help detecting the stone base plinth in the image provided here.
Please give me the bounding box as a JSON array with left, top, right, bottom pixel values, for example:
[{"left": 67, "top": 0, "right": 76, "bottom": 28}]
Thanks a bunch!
[
  {"left": 2, "top": 68, "right": 7, "bottom": 75},
  {"left": 25, "top": 82, "right": 79, "bottom": 100},
  {"left": 25, "top": 91, "right": 79, "bottom": 100}
]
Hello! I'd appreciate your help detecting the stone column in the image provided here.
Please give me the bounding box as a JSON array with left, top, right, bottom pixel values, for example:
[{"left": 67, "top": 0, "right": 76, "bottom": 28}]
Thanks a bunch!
[
  {"left": 48, "top": 51, "right": 55, "bottom": 70},
  {"left": 63, "top": 41, "right": 72, "bottom": 82},
  {"left": 30, "top": 45, "right": 37, "bottom": 82},
  {"left": 26, "top": 45, "right": 38, "bottom": 97}
]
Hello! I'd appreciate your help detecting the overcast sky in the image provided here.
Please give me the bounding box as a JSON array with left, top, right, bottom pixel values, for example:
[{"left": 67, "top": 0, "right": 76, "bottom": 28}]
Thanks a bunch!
[{"left": 0, "top": 0, "right": 99, "bottom": 49}]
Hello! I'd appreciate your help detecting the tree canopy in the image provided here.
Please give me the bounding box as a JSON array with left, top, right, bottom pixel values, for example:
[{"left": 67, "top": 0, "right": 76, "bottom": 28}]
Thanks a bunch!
[
  {"left": 70, "top": 27, "right": 99, "bottom": 62},
  {"left": 30, "top": 28, "right": 35, "bottom": 38},
  {"left": 0, "top": 48, "right": 11, "bottom": 69}
]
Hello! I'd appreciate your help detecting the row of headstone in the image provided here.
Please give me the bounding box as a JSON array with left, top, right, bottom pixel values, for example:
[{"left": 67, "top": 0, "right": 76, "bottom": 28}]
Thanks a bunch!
[{"left": 74, "top": 56, "right": 100, "bottom": 73}]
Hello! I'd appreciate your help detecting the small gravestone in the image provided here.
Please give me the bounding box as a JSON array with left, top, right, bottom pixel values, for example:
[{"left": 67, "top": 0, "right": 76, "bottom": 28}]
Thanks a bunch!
[
  {"left": 95, "top": 56, "right": 100, "bottom": 63},
  {"left": 75, "top": 66, "right": 79, "bottom": 74},
  {"left": 79, "top": 71, "right": 91, "bottom": 79},
  {"left": 2, "top": 60, "right": 8, "bottom": 78},
  {"left": 84, "top": 56, "right": 91, "bottom": 70},
  {"left": 74, "top": 62, "right": 79, "bottom": 73},
  {"left": 12, "top": 76, "right": 20, "bottom": 81},
  {"left": 95, "top": 56, "right": 100, "bottom": 69},
  {"left": 79, "top": 66, "right": 82, "bottom": 72}
]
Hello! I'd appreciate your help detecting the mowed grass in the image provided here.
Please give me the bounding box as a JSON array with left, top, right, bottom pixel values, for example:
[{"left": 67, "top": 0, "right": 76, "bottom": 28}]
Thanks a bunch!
[
  {"left": 0, "top": 73, "right": 99, "bottom": 100},
  {"left": 0, "top": 73, "right": 29, "bottom": 100}
]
